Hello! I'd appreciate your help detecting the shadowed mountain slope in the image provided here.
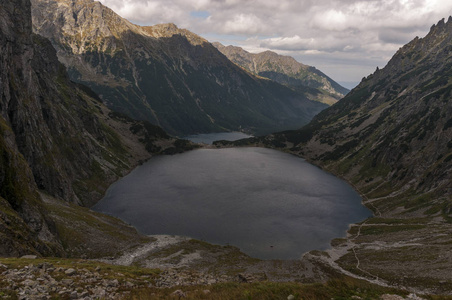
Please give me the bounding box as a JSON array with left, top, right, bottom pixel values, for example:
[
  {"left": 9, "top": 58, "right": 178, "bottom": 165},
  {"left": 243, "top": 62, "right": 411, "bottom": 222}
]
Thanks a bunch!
[
  {"left": 31, "top": 0, "right": 327, "bottom": 136},
  {"left": 218, "top": 18, "right": 452, "bottom": 293},
  {"left": 0, "top": 0, "right": 187, "bottom": 256},
  {"left": 277, "top": 18, "right": 452, "bottom": 212}
]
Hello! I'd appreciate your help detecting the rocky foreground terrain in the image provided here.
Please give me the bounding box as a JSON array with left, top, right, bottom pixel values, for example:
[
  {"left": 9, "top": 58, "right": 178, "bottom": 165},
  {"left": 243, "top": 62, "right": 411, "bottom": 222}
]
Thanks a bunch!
[
  {"left": 0, "top": 257, "right": 230, "bottom": 299},
  {"left": 0, "top": 254, "right": 431, "bottom": 300}
]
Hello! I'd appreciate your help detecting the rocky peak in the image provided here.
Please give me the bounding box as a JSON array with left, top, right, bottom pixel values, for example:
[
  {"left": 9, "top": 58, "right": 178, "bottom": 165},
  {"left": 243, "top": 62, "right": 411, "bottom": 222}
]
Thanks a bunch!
[
  {"left": 31, "top": 0, "right": 146, "bottom": 54},
  {"left": 32, "top": 0, "right": 208, "bottom": 55},
  {"left": 429, "top": 16, "right": 452, "bottom": 32},
  {"left": 144, "top": 22, "right": 180, "bottom": 37},
  {"left": 214, "top": 42, "right": 349, "bottom": 104},
  {"left": 354, "top": 16, "right": 452, "bottom": 113},
  {"left": 142, "top": 23, "right": 208, "bottom": 46},
  {"left": 388, "top": 17, "right": 452, "bottom": 67},
  {"left": 214, "top": 43, "right": 304, "bottom": 74}
]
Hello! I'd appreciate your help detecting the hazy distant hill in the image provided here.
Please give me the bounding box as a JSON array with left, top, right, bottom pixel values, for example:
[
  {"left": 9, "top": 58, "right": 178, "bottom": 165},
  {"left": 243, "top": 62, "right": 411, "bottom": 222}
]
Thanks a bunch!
[
  {"left": 31, "top": 0, "right": 327, "bottom": 136},
  {"left": 213, "top": 42, "right": 349, "bottom": 105}
]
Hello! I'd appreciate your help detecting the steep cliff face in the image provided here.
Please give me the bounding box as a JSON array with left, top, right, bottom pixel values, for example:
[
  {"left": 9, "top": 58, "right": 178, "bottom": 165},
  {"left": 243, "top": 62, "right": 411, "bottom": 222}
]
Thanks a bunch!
[
  {"left": 264, "top": 17, "right": 452, "bottom": 216},
  {"left": 0, "top": 0, "right": 181, "bottom": 256},
  {"left": 0, "top": 0, "right": 64, "bottom": 256},
  {"left": 31, "top": 0, "right": 327, "bottom": 136},
  {"left": 213, "top": 43, "right": 349, "bottom": 105}
]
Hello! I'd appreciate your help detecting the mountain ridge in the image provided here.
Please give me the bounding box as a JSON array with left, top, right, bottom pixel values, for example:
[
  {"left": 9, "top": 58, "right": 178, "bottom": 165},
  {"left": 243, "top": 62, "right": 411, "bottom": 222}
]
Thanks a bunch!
[
  {"left": 248, "top": 16, "right": 452, "bottom": 208},
  {"left": 31, "top": 0, "right": 327, "bottom": 136},
  {"left": 213, "top": 42, "right": 349, "bottom": 105},
  {"left": 221, "top": 17, "right": 452, "bottom": 292}
]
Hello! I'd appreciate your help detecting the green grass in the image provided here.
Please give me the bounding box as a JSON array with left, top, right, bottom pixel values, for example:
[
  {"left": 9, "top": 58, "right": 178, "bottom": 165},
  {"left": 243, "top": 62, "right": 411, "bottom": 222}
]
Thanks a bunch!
[
  {"left": 41, "top": 195, "right": 150, "bottom": 257},
  {"left": 364, "top": 217, "right": 432, "bottom": 225},
  {"left": 349, "top": 224, "right": 426, "bottom": 236},
  {"left": 124, "top": 276, "right": 410, "bottom": 300}
]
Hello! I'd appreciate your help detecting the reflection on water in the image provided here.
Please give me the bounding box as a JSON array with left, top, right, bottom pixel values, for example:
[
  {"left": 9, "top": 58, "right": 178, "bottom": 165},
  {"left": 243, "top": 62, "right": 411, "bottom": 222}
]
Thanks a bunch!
[{"left": 94, "top": 145, "right": 371, "bottom": 260}]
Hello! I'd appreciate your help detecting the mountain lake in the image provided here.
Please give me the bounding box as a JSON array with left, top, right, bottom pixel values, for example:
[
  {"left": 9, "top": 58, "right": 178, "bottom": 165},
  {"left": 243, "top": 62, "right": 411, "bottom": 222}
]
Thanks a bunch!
[
  {"left": 93, "top": 133, "right": 372, "bottom": 260},
  {"left": 183, "top": 131, "right": 253, "bottom": 144}
]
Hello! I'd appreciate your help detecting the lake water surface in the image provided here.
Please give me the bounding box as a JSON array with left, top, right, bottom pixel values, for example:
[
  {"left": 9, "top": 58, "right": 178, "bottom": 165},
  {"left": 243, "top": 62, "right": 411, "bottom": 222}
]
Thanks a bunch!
[{"left": 94, "top": 143, "right": 372, "bottom": 260}]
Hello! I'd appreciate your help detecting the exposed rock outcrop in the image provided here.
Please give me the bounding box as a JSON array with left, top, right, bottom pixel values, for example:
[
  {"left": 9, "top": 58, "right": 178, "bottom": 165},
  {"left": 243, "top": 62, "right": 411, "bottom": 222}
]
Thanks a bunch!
[{"left": 0, "top": 0, "right": 66, "bottom": 257}]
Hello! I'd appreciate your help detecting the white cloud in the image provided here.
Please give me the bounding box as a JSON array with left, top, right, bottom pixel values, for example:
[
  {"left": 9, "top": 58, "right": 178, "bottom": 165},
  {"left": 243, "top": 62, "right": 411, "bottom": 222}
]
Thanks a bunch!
[
  {"left": 311, "top": 9, "right": 350, "bottom": 31},
  {"left": 97, "top": 0, "right": 452, "bottom": 86},
  {"left": 222, "top": 13, "right": 266, "bottom": 35}
]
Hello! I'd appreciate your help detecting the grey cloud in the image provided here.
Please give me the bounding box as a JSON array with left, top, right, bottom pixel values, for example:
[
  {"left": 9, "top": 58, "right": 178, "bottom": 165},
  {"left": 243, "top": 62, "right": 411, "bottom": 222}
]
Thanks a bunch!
[
  {"left": 98, "top": 0, "right": 452, "bottom": 84},
  {"left": 378, "top": 28, "right": 417, "bottom": 44}
]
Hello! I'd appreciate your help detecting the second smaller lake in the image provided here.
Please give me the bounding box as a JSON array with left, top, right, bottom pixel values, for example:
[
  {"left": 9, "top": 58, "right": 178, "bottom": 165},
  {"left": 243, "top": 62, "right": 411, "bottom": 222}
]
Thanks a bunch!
[{"left": 183, "top": 132, "right": 252, "bottom": 144}]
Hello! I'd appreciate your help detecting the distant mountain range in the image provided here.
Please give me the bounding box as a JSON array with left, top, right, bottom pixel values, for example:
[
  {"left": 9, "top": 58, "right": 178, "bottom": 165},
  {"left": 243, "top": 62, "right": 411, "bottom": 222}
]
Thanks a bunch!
[
  {"left": 213, "top": 43, "right": 349, "bottom": 105},
  {"left": 31, "top": 0, "right": 330, "bottom": 136}
]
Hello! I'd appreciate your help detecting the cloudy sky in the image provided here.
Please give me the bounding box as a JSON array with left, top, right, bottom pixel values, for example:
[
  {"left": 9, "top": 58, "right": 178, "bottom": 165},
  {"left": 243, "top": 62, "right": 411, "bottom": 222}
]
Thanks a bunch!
[{"left": 98, "top": 0, "right": 452, "bottom": 89}]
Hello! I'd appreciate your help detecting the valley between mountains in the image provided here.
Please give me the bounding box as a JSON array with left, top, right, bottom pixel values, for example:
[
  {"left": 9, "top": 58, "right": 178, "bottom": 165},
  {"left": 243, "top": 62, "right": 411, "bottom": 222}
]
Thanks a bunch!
[
  {"left": 31, "top": 0, "right": 332, "bottom": 136},
  {"left": 1, "top": 0, "right": 452, "bottom": 298}
]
